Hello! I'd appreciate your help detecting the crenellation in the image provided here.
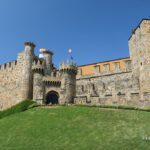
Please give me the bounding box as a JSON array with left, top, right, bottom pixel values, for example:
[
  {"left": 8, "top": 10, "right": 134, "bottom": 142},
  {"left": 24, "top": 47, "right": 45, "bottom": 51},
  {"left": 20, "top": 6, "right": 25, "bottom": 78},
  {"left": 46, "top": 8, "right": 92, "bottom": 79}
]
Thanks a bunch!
[
  {"left": 0, "top": 19, "right": 150, "bottom": 110},
  {"left": 0, "top": 60, "right": 18, "bottom": 71}
]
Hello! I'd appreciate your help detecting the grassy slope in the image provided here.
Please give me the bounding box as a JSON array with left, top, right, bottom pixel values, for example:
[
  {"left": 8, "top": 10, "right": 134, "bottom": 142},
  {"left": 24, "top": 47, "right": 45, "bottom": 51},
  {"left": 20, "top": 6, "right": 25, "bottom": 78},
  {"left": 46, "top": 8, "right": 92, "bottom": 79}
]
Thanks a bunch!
[
  {"left": 0, "top": 100, "right": 35, "bottom": 119},
  {"left": 0, "top": 106, "right": 150, "bottom": 150}
]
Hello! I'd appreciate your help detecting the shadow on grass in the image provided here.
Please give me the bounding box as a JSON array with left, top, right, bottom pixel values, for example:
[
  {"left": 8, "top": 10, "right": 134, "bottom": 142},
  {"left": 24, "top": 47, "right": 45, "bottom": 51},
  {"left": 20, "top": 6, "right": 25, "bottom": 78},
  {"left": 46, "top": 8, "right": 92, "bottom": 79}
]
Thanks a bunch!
[{"left": 0, "top": 100, "right": 37, "bottom": 119}]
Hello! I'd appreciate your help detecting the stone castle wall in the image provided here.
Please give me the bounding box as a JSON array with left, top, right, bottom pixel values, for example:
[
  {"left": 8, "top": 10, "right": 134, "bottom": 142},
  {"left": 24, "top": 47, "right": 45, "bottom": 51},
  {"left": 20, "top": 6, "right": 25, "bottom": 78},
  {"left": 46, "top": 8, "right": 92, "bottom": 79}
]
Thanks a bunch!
[
  {"left": 0, "top": 19, "right": 150, "bottom": 110},
  {"left": 0, "top": 52, "right": 24, "bottom": 110},
  {"left": 74, "top": 19, "right": 150, "bottom": 107},
  {"left": 75, "top": 70, "right": 141, "bottom": 106},
  {"left": 129, "top": 19, "right": 150, "bottom": 101}
]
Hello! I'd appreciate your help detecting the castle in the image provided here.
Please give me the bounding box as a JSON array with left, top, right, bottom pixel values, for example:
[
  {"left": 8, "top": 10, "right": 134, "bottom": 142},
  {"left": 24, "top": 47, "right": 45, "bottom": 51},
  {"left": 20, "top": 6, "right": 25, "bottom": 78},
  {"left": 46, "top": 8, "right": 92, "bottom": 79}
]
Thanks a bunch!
[{"left": 0, "top": 19, "right": 150, "bottom": 110}]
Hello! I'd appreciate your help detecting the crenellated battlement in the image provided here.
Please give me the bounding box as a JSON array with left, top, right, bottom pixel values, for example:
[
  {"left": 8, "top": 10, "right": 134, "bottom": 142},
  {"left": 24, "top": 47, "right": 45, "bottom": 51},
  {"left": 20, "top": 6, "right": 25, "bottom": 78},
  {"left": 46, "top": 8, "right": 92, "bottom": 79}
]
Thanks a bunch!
[
  {"left": 43, "top": 76, "right": 61, "bottom": 86},
  {"left": 1, "top": 19, "right": 150, "bottom": 110},
  {"left": 32, "top": 58, "right": 45, "bottom": 74},
  {"left": 24, "top": 42, "right": 36, "bottom": 49},
  {"left": 59, "top": 61, "right": 78, "bottom": 74},
  {"left": 0, "top": 60, "right": 17, "bottom": 71}
]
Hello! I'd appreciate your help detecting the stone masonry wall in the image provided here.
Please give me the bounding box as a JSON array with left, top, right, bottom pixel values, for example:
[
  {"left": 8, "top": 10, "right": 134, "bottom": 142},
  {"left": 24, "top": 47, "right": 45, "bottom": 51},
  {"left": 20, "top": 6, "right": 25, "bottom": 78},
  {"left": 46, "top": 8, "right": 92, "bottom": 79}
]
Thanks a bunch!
[
  {"left": 0, "top": 52, "right": 24, "bottom": 110},
  {"left": 129, "top": 19, "right": 150, "bottom": 103},
  {"left": 75, "top": 71, "right": 142, "bottom": 107}
]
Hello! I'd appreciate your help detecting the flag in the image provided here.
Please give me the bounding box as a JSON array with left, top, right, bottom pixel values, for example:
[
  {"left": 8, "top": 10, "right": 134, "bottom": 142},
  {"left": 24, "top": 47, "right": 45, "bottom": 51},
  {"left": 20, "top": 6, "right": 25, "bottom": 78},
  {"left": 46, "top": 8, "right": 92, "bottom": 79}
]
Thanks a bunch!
[
  {"left": 68, "top": 48, "right": 74, "bottom": 61},
  {"left": 68, "top": 48, "right": 72, "bottom": 54}
]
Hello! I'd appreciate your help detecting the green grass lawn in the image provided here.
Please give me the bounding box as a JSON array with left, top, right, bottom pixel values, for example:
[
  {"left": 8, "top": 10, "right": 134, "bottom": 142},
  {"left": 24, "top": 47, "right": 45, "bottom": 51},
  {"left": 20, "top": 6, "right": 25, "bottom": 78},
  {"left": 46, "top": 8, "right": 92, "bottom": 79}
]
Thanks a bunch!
[{"left": 0, "top": 106, "right": 150, "bottom": 150}]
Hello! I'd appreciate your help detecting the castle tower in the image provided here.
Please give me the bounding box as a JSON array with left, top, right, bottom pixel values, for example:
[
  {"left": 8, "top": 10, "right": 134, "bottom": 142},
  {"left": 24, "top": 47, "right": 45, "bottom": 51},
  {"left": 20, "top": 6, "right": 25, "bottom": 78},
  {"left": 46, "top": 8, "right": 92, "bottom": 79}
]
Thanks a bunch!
[
  {"left": 32, "top": 59, "right": 44, "bottom": 104},
  {"left": 40, "top": 48, "right": 53, "bottom": 75},
  {"left": 129, "top": 19, "right": 150, "bottom": 100},
  {"left": 59, "top": 61, "right": 77, "bottom": 104},
  {"left": 22, "top": 42, "right": 35, "bottom": 100}
]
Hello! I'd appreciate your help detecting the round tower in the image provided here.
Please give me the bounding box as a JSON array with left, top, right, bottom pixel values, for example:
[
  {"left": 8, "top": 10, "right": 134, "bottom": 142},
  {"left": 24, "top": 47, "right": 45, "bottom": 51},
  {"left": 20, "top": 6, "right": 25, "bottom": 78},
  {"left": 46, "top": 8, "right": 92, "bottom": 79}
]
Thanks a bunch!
[
  {"left": 40, "top": 48, "right": 53, "bottom": 75},
  {"left": 60, "top": 61, "right": 77, "bottom": 104},
  {"left": 32, "top": 59, "right": 44, "bottom": 104},
  {"left": 22, "top": 42, "right": 35, "bottom": 100}
]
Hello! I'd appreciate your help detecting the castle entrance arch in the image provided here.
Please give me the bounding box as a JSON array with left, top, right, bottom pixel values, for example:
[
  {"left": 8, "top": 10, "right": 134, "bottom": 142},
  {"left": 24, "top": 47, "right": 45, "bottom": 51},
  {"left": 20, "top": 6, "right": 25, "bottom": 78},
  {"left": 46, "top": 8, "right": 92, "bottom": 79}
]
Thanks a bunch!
[{"left": 46, "top": 91, "right": 59, "bottom": 105}]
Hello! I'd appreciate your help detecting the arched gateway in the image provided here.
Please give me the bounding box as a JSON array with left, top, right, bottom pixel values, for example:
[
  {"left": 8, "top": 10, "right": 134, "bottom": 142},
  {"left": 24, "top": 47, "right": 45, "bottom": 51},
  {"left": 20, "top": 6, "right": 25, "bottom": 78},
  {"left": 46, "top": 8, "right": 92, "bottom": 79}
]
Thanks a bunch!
[{"left": 46, "top": 91, "right": 59, "bottom": 104}]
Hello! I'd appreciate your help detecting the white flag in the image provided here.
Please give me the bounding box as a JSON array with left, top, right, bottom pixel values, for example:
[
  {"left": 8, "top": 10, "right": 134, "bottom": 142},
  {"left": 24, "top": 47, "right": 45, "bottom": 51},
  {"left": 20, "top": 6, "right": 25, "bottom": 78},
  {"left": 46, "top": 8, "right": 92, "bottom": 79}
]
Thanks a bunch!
[{"left": 68, "top": 48, "right": 72, "bottom": 53}]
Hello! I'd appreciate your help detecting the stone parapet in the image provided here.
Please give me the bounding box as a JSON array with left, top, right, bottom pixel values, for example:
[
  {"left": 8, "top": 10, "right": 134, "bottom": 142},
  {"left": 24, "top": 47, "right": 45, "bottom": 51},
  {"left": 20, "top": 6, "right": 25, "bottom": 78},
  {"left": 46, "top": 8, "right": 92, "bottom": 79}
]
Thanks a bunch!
[
  {"left": 59, "top": 61, "right": 78, "bottom": 74},
  {"left": 32, "top": 59, "right": 44, "bottom": 74},
  {"left": 0, "top": 60, "right": 17, "bottom": 71},
  {"left": 43, "top": 76, "right": 61, "bottom": 86},
  {"left": 24, "top": 42, "right": 36, "bottom": 49}
]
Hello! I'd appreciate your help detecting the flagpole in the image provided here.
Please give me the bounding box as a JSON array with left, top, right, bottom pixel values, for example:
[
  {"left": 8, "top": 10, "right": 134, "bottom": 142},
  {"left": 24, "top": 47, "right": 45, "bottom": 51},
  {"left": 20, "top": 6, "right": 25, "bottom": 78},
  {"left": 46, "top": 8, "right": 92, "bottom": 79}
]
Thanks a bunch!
[{"left": 68, "top": 48, "right": 73, "bottom": 62}]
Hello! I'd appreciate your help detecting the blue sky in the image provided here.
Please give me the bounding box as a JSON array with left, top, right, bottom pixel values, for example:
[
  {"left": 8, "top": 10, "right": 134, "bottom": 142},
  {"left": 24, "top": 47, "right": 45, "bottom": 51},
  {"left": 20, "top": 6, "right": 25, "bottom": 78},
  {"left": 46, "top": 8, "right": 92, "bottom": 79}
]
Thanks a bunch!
[{"left": 0, "top": 0, "right": 149, "bottom": 67}]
